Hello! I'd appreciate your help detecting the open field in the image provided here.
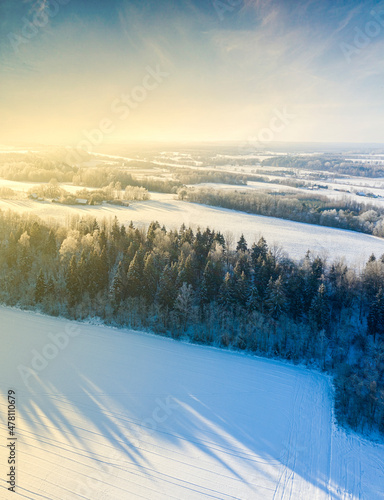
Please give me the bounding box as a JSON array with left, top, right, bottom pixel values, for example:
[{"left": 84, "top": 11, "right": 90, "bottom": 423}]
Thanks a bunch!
[{"left": 1, "top": 307, "right": 383, "bottom": 499}]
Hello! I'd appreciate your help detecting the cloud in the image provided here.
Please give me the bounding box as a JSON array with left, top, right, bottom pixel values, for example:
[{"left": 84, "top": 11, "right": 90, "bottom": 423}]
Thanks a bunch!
[{"left": 24, "top": 0, "right": 49, "bottom": 16}]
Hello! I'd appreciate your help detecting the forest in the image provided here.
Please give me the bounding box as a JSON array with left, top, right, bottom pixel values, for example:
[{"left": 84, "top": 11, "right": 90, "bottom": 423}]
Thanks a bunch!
[
  {"left": 0, "top": 209, "right": 383, "bottom": 436},
  {"left": 262, "top": 155, "right": 384, "bottom": 177},
  {"left": 182, "top": 187, "right": 384, "bottom": 237}
]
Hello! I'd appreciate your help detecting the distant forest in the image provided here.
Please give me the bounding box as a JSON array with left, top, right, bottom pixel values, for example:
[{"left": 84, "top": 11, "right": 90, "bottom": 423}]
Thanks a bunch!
[
  {"left": 0, "top": 210, "right": 383, "bottom": 436},
  {"left": 0, "top": 155, "right": 247, "bottom": 191},
  {"left": 262, "top": 156, "right": 384, "bottom": 178}
]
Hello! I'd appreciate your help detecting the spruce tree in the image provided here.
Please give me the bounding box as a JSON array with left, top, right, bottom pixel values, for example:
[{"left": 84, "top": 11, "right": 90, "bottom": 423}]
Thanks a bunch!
[
  {"left": 309, "top": 283, "right": 330, "bottom": 333},
  {"left": 143, "top": 253, "right": 158, "bottom": 301},
  {"left": 200, "top": 260, "right": 217, "bottom": 304},
  {"left": 265, "top": 276, "right": 287, "bottom": 319},
  {"left": 368, "top": 288, "right": 384, "bottom": 341},
  {"left": 219, "top": 272, "right": 235, "bottom": 310},
  {"left": 110, "top": 261, "right": 125, "bottom": 307},
  {"left": 127, "top": 248, "right": 144, "bottom": 297},
  {"left": 251, "top": 237, "right": 268, "bottom": 265},
  {"left": 236, "top": 234, "right": 248, "bottom": 253},
  {"left": 66, "top": 256, "right": 80, "bottom": 305},
  {"left": 156, "top": 263, "right": 179, "bottom": 310},
  {"left": 35, "top": 270, "right": 46, "bottom": 303}
]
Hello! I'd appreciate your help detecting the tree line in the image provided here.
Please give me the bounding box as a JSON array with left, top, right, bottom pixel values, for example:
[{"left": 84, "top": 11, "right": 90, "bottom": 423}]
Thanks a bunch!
[
  {"left": 182, "top": 187, "right": 384, "bottom": 237},
  {"left": 262, "top": 155, "right": 384, "bottom": 178}
]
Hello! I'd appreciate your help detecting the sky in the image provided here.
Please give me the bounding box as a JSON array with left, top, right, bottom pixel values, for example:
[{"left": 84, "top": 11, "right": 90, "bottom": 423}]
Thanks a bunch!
[{"left": 1, "top": 0, "right": 384, "bottom": 147}]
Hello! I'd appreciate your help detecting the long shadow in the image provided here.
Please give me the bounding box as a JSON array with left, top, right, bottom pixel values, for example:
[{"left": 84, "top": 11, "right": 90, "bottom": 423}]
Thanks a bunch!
[{"left": 0, "top": 307, "right": 375, "bottom": 499}]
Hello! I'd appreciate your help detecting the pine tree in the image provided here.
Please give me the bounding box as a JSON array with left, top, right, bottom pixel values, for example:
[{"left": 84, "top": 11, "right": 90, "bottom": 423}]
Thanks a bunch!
[
  {"left": 111, "top": 216, "right": 120, "bottom": 241},
  {"left": 200, "top": 260, "right": 219, "bottom": 304},
  {"left": 110, "top": 261, "right": 125, "bottom": 307},
  {"left": 368, "top": 253, "right": 376, "bottom": 263},
  {"left": 147, "top": 221, "right": 160, "bottom": 249},
  {"left": 236, "top": 234, "right": 248, "bottom": 253},
  {"left": 92, "top": 218, "right": 100, "bottom": 232},
  {"left": 95, "top": 248, "right": 109, "bottom": 293},
  {"left": 234, "top": 253, "right": 251, "bottom": 278},
  {"left": 143, "top": 252, "right": 159, "bottom": 301},
  {"left": 174, "top": 283, "right": 195, "bottom": 330},
  {"left": 234, "top": 271, "right": 248, "bottom": 307},
  {"left": 66, "top": 256, "right": 80, "bottom": 305},
  {"left": 214, "top": 231, "right": 225, "bottom": 249},
  {"left": 247, "top": 276, "right": 261, "bottom": 311},
  {"left": 156, "top": 263, "right": 179, "bottom": 310},
  {"left": 46, "top": 276, "right": 55, "bottom": 297},
  {"left": 219, "top": 272, "right": 235, "bottom": 310},
  {"left": 45, "top": 230, "right": 57, "bottom": 257},
  {"left": 368, "top": 288, "right": 384, "bottom": 341},
  {"left": 251, "top": 237, "right": 268, "bottom": 265},
  {"left": 265, "top": 276, "right": 287, "bottom": 319},
  {"left": 127, "top": 248, "right": 145, "bottom": 297},
  {"left": 77, "top": 250, "right": 90, "bottom": 295},
  {"left": 180, "top": 253, "right": 197, "bottom": 288},
  {"left": 309, "top": 283, "right": 330, "bottom": 333},
  {"left": 35, "top": 270, "right": 46, "bottom": 303},
  {"left": 179, "top": 226, "right": 194, "bottom": 246}
]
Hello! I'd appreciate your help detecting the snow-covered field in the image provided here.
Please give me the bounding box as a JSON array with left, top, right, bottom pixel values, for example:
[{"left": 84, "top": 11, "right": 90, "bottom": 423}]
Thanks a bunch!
[
  {"left": 193, "top": 180, "right": 384, "bottom": 208},
  {"left": 0, "top": 307, "right": 383, "bottom": 499},
  {"left": 0, "top": 192, "right": 383, "bottom": 266}
]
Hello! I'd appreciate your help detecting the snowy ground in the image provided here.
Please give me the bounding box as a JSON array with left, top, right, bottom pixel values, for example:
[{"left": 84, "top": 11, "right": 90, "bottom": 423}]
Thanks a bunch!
[
  {"left": 191, "top": 180, "right": 384, "bottom": 208},
  {"left": 0, "top": 307, "right": 383, "bottom": 499},
  {"left": 0, "top": 192, "right": 383, "bottom": 266}
]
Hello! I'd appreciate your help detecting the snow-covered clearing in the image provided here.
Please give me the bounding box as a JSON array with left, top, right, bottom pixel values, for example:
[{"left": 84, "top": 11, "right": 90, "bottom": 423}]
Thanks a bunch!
[
  {"left": 0, "top": 307, "right": 383, "bottom": 499},
  {"left": 0, "top": 192, "right": 383, "bottom": 266}
]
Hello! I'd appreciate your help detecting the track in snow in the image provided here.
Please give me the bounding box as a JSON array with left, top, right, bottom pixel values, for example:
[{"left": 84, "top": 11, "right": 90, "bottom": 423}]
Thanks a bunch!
[{"left": 0, "top": 307, "right": 383, "bottom": 499}]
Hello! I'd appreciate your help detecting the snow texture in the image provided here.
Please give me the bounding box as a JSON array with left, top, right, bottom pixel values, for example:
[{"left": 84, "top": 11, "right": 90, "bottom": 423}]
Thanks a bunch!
[{"left": 1, "top": 307, "right": 383, "bottom": 499}]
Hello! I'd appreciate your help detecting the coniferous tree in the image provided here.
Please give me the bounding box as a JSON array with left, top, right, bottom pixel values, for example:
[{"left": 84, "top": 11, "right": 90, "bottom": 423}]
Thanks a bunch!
[
  {"left": 200, "top": 259, "right": 223, "bottom": 304},
  {"left": 127, "top": 248, "right": 145, "bottom": 297},
  {"left": 174, "top": 282, "right": 195, "bottom": 331},
  {"left": 234, "top": 253, "right": 251, "bottom": 279},
  {"left": 236, "top": 234, "right": 248, "bottom": 253},
  {"left": 143, "top": 253, "right": 159, "bottom": 301},
  {"left": 180, "top": 253, "right": 198, "bottom": 288},
  {"left": 247, "top": 275, "right": 261, "bottom": 311},
  {"left": 35, "top": 270, "right": 46, "bottom": 303},
  {"left": 46, "top": 276, "right": 55, "bottom": 297},
  {"left": 234, "top": 271, "right": 249, "bottom": 308},
  {"left": 156, "top": 263, "right": 179, "bottom": 310},
  {"left": 368, "top": 288, "right": 384, "bottom": 341},
  {"left": 111, "top": 216, "right": 120, "bottom": 242},
  {"left": 219, "top": 272, "right": 235, "bottom": 310},
  {"left": 110, "top": 261, "right": 125, "bottom": 307},
  {"left": 45, "top": 230, "right": 57, "bottom": 257},
  {"left": 265, "top": 276, "right": 286, "bottom": 319},
  {"left": 78, "top": 250, "right": 90, "bottom": 295},
  {"left": 309, "top": 283, "right": 330, "bottom": 333},
  {"left": 251, "top": 237, "right": 268, "bottom": 265},
  {"left": 66, "top": 256, "right": 80, "bottom": 305}
]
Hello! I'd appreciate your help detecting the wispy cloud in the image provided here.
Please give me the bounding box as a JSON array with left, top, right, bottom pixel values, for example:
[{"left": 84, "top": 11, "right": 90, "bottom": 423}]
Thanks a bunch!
[{"left": 24, "top": 0, "right": 49, "bottom": 16}]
